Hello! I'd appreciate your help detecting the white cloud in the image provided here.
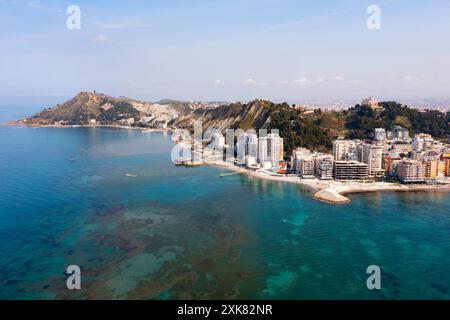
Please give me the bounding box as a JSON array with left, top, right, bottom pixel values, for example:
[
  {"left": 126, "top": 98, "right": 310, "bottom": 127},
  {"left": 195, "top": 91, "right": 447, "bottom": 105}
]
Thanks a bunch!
[
  {"left": 288, "top": 77, "right": 325, "bottom": 85},
  {"left": 6, "top": 0, "right": 64, "bottom": 14},
  {"left": 213, "top": 79, "right": 223, "bottom": 85},
  {"left": 91, "top": 33, "right": 112, "bottom": 44},
  {"left": 334, "top": 75, "right": 345, "bottom": 81},
  {"left": 404, "top": 75, "right": 422, "bottom": 85},
  {"left": 244, "top": 78, "right": 256, "bottom": 85},
  {"left": 293, "top": 77, "right": 309, "bottom": 84}
]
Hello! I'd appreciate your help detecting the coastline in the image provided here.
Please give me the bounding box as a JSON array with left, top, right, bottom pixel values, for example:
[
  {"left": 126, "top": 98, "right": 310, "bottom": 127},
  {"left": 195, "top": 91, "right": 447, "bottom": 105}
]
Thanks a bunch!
[
  {"left": 207, "top": 160, "right": 450, "bottom": 205},
  {"left": 4, "top": 121, "right": 171, "bottom": 133},
  {"left": 6, "top": 122, "right": 450, "bottom": 205}
]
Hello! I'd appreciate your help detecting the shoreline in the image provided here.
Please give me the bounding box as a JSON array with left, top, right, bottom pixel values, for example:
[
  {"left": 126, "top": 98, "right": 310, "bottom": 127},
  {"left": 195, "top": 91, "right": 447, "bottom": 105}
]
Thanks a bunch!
[
  {"left": 5, "top": 123, "right": 450, "bottom": 205},
  {"left": 207, "top": 160, "right": 450, "bottom": 205},
  {"left": 4, "top": 122, "right": 171, "bottom": 132}
]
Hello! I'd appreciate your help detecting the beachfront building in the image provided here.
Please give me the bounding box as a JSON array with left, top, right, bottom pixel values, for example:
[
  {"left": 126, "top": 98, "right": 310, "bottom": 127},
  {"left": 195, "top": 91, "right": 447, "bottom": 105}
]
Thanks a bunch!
[
  {"left": 237, "top": 132, "right": 258, "bottom": 164},
  {"left": 397, "top": 159, "right": 427, "bottom": 183},
  {"left": 315, "top": 154, "right": 334, "bottom": 180},
  {"left": 332, "top": 140, "right": 357, "bottom": 161},
  {"left": 212, "top": 131, "right": 225, "bottom": 148},
  {"left": 258, "top": 133, "right": 284, "bottom": 166},
  {"left": 421, "top": 151, "right": 441, "bottom": 179},
  {"left": 291, "top": 148, "right": 311, "bottom": 171},
  {"left": 245, "top": 155, "right": 257, "bottom": 169},
  {"left": 247, "top": 133, "right": 258, "bottom": 158},
  {"left": 360, "top": 143, "right": 384, "bottom": 178},
  {"left": 291, "top": 148, "right": 314, "bottom": 178},
  {"left": 298, "top": 155, "right": 315, "bottom": 178},
  {"left": 443, "top": 156, "right": 450, "bottom": 177},
  {"left": 384, "top": 156, "right": 403, "bottom": 176},
  {"left": 268, "top": 133, "right": 284, "bottom": 163},
  {"left": 438, "top": 160, "right": 446, "bottom": 177},
  {"left": 333, "top": 161, "right": 369, "bottom": 180},
  {"left": 258, "top": 137, "right": 269, "bottom": 163}
]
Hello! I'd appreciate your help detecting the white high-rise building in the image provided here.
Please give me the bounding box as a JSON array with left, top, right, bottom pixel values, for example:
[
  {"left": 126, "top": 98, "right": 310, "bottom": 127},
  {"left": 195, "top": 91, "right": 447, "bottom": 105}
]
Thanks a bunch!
[
  {"left": 268, "top": 133, "right": 284, "bottom": 163},
  {"left": 247, "top": 133, "right": 258, "bottom": 158},
  {"left": 258, "top": 137, "right": 269, "bottom": 163},
  {"left": 332, "top": 140, "right": 356, "bottom": 161},
  {"left": 236, "top": 132, "right": 258, "bottom": 164},
  {"left": 212, "top": 132, "right": 225, "bottom": 148},
  {"left": 258, "top": 133, "right": 284, "bottom": 164},
  {"left": 361, "top": 143, "right": 384, "bottom": 177}
]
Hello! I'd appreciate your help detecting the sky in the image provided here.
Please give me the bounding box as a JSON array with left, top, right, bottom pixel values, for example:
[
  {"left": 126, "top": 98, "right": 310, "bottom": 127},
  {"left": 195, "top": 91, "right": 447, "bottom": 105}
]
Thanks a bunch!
[{"left": 1, "top": 0, "right": 450, "bottom": 105}]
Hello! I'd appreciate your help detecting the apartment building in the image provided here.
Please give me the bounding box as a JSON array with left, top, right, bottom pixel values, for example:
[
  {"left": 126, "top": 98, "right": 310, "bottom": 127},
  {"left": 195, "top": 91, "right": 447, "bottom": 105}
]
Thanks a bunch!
[
  {"left": 315, "top": 154, "right": 334, "bottom": 180},
  {"left": 333, "top": 161, "right": 369, "bottom": 180},
  {"left": 332, "top": 140, "right": 357, "bottom": 161},
  {"left": 397, "top": 159, "right": 427, "bottom": 183}
]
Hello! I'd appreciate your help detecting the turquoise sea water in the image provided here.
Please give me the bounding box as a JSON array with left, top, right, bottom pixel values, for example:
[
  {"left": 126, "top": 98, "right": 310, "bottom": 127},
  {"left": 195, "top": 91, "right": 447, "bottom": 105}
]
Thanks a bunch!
[{"left": 1, "top": 106, "right": 450, "bottom": 299}]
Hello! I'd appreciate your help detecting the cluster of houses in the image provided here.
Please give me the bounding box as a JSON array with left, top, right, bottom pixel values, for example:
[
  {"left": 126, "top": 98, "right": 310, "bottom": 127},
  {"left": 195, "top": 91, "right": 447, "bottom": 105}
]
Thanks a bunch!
[
  {"left": 173, "top": 97, "right": 450, "bottom": 183},
  {"left": 197, "top": 123, "right": 450, "bottom": 183},
  {"left": 291, "top": 128, "right": 450, "bottom": 183}
]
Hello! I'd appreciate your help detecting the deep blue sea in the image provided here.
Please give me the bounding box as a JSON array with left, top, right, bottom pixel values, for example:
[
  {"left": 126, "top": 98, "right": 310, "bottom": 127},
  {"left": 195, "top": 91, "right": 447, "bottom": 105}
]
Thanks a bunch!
[{"left": 1, "top": 105, "right": 450, "bottom": 299}]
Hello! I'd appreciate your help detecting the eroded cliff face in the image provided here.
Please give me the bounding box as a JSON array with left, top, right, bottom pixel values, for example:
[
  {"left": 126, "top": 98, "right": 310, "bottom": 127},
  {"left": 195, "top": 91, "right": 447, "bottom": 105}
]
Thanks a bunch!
[
  {"left": 172, "top": 100, "right": 277, "bottom": 133},
  {"left": 18, "top": 92, "right": 281, "bottom": 134}
]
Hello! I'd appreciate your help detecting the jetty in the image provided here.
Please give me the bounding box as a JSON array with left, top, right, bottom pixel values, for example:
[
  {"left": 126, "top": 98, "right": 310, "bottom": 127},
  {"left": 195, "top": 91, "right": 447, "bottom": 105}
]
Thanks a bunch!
[{"left": 219, "top": 172, "right": 245, "bottom": 178}]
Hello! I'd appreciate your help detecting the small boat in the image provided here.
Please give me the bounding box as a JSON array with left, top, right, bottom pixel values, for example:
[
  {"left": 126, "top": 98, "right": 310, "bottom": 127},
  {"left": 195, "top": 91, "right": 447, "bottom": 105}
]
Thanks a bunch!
[{"left": 124, "top": 173, "right": 138, "bottom": 177}]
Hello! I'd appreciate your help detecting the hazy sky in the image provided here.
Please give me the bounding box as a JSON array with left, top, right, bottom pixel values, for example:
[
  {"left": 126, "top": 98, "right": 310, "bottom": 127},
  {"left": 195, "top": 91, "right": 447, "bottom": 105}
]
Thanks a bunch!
[{"left": 1, "top": 0, "right": 450, "bottom": 105}]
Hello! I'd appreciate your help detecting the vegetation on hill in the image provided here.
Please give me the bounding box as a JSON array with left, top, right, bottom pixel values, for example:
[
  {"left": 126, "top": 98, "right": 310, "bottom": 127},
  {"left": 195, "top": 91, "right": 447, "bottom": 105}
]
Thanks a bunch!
[
  {"left": 267, "top": 106, "right": 334, "bottom": 154},
  {"left": 20, "top": 92, "right": 450, "bottom": 155},
  {"left": 98, "top": 104, "right": 141, "bottom": 123},
  {"left": 346, "top": 102, "right": 450, "bottom": 140}
]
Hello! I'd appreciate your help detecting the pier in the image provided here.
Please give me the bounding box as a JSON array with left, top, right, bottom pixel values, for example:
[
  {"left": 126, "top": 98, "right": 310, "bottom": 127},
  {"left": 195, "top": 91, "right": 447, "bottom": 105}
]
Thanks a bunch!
[{"left": 219, "top": 172, "right": 245, "bottom": 178}]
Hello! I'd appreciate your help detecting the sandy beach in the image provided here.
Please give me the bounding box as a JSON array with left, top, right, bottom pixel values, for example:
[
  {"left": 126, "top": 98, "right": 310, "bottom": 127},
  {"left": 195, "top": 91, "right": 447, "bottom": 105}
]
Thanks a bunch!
[{"left": 207, "top": 160, "right": 450, "bottom": 205}]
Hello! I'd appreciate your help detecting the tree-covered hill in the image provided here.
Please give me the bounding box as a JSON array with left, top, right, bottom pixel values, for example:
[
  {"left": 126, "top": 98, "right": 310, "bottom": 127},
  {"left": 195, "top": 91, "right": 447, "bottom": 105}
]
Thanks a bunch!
[
  {"left": 13, "top": 92, "right": 450, "bottom": 154},
  {"left": 346, "top": 102, "right": 450, "bottom": 140}
]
